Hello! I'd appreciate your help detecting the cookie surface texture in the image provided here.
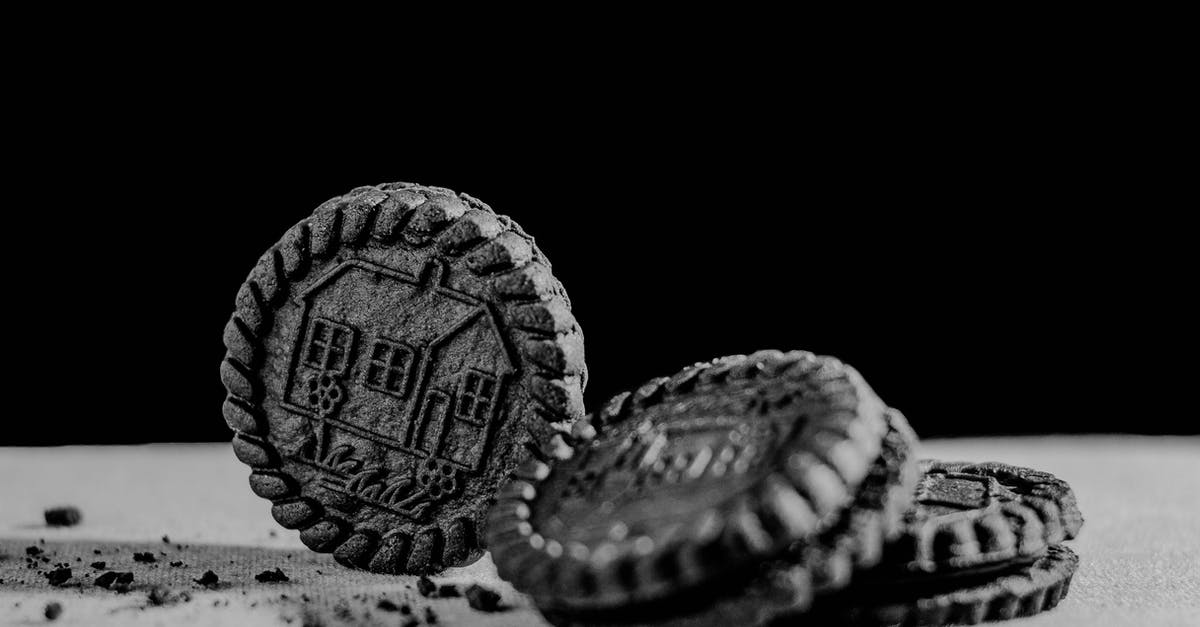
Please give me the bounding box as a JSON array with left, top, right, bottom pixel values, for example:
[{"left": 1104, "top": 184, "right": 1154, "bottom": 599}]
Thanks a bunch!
[
  {"left": 487, "top": 350, "right": 889, "bottom": 612},
  {"left": 220, "top": 182, "right": 586, "bottom": 574}
]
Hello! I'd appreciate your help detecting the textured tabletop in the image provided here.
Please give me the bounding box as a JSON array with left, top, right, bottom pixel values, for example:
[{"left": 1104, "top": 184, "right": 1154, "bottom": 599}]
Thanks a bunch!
[{"left": 1, "top": 436, "right": 1197, "bottom": 626}]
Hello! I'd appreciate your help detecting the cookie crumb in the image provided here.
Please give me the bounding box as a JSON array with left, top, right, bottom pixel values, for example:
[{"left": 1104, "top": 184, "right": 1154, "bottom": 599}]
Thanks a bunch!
[
  {"left": 44, "top": 507, "right": 82, "bottom": 527},
  {"left": 45, "top": 568, "right": 71, "bottom": 587},
  {"left": 44, "top": 601, "right": 63, "bottom": 620},
  {"left": 255, "top": 568, "right": 289, "bottom": 583},
  {"left": 194, "top": 571, "right": 219, "bottom": 588},
  {"left": 161, "top": 535, "right": 171, "bottom": 544},
  {"left": 25, "top": 546, "right": 42, "bottom": 557},
  {"left": 114, "top": 572, "right": 134, "bottom": 592},
  {"left": 170, "top": 561, "right": 183, "bottom": 567},
  {"left": 133, "top": 552, "right": 156, "bottom": 563},
  {"left": 90, "top": 561, "right": 106, "bottom": 570},
  {"left": 416, "top": 576, "right": 437, "bottom": 597},
  {"left": 95, "top": 571, "right": 134, "bottom": 592},
  {"left": 465, "top": 584, "right": 503, "bottom": 612}
]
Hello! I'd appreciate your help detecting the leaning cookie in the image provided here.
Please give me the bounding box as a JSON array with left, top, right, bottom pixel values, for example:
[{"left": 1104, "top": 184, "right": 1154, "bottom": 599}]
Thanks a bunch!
[
  {"left": 519, "top": 403, "right": 919, "bottom": 627},
  {"left": 873, "top": 460, "right": 1083, "bottom": 581},
  {"left": 797, "top": 544, "right": 1080, "bottom": 626},
  {"left": 801, "top": 408, "right": 923, "bottom": 592},
  {"left": 487, "top": 350, "right": 894, "bottom": 624},
  {"left": 220, "top": 182, "right": 586, "bottom": 574}
]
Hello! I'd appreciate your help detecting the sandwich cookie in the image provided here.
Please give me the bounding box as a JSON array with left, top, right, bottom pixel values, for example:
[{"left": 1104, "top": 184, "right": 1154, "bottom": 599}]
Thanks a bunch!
[
  {"left": 873, "top": 460, "right": 1083, "bottom": 581},
  {"left": 798, "top": 545, "right": 1080, "bottom": 626}
]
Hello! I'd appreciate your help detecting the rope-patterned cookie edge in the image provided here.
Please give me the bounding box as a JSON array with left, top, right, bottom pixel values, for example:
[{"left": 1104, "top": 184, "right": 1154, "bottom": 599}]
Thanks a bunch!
[
  {"left": 220, "top": 182, "right": 586, "bottom": 574},
  {"left": 486, "top": 349, "right": 890, "bottom": 610}
]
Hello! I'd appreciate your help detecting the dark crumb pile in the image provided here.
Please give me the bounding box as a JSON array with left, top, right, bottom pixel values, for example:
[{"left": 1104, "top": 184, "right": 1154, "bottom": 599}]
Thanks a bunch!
[
  {"left": 4, "top": 539, "right": 518, "bottom": 623},
  {"left": 465, "top": 584, "right": 503, "bottom": 612},
  {"left": 44, "top": 507, "right": 83, "bottom": 527},
  {"left": 255, "top": 567, "right": 289, "bottom": 583},
  {"left": 194, "top": 570, "right": 219, "bottom": 588},
  {"left": 45, "top": 567, "right": 71, "bottom": 586}
]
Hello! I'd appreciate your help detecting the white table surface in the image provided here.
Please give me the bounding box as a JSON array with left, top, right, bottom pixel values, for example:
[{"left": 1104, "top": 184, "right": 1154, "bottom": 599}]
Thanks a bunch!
[{"left": 1, "top": 436, "right": 1197, "bottom": 626}]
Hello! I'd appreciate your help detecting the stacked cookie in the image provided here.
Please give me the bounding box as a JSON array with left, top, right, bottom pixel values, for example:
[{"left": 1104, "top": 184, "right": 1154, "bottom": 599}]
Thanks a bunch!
[
  {"left": 487, "top": 352, "right": 1084, "bottom": 626},
  {"left": 221, "top": 183, "right": 1082, "bottom": 626}
]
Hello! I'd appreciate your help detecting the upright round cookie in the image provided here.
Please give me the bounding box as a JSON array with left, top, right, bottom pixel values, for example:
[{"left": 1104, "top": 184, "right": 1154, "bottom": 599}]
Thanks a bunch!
[
  {"left": 487, "top": 350, "right": 890, "bottom": 616},
  {"left": 220, "top": 183, "right": 586, "bottom": 574}
]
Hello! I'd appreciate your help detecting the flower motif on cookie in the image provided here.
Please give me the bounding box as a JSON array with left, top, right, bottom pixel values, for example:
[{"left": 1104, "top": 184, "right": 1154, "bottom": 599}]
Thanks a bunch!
[
  {"left": 305, "top": 371, "right": 346, "bottom": 419},
  {"left": 417, "top": 458, "right": 461, "bottom": 503}
]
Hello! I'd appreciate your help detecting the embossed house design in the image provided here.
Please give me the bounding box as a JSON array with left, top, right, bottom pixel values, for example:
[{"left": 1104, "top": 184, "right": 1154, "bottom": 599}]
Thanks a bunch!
[{"left": 281, "top": 258, "right": 515, "bottom": 476}]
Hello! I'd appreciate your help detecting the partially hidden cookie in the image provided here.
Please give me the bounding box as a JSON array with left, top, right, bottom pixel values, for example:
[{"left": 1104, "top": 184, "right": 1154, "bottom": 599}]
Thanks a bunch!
[
  {"left": 872, "top": 460, "right": 1083, "bottom": 581},
  {"left": 486, "top": 350, "right": 890, "bottom": 618},
  {"left": 220, "top": 182, "right": 586, "bottom": 574},
  {"left": 799, "top": 544, "right": 1080, "bottom": 626}
]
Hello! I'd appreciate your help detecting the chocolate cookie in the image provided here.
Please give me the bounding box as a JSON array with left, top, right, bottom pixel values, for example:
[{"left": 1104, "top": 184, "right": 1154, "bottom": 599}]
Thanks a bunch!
[
  {"left": 534, "top": 406, "right": 920, "bottom": 627},
  {"left": 802, "top": 408, "right": 922, "bottom": 592},
  {"left": 800, "top": 545, "right": 1080, "bottom": 626},
  {"left": 875, "top": 460, "right": 1083, "bottom": 580},
  {"left": 487, "top": 350, "right": 890, "bottom": 614},
  {"left": 220, "top": 182, "right": 586, "bottom": 574}
]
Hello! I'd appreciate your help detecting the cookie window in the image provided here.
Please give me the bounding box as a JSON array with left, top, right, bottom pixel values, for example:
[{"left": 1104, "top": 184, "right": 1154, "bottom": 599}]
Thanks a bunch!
[
  {"left": 364, "top": 338, "right": 415, "bottom": 397},
  {"left": 304, "top": 318, "right": 356, "bottom": 374},
  {"left": 456, "top": 370, "right": 497, "bottom": 424}
]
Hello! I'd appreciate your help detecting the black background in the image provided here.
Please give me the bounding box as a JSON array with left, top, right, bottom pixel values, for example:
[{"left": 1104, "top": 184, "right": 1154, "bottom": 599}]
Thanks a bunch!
[{"left": 4, "top": 66, "right": 1190, "bottom": 445}]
